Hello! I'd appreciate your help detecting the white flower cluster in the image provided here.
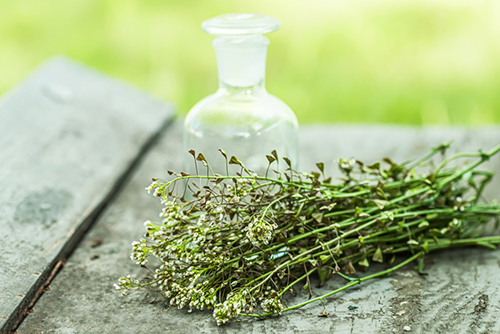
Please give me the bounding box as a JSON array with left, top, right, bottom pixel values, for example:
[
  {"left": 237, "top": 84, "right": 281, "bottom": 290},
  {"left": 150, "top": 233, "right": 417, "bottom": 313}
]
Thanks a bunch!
[
  {"left": 130, "top": 237, "right": 150, "bottom": 266},
  {"left": 453, "top": 196, "right": 466, "bottom": 211},
  {"left": 114, "top": 275, "right": 142, "bottom": 296},
  {"left": 163, "top": 281, "right": 218, "bottom": 312},
  {"left": 121, "top": 176, "right": 288, "bottom": 325},
  {"left": 159, "top": 201, "right": 187, "bottom": 223},
  {"left": 145, "top": 181, "right": 162, "bottom": 197},
  {"left": 260, "top": 296, "right": 284, "bottom": 314},
  {"left": 245, "top": 218, "right": 278, "bottom": 246},
  {"left": 114, "top": 275, "right": 131, "bottom": 292},
  {"left": 213, "top": 289, "right": 254, "bottom": 326}
]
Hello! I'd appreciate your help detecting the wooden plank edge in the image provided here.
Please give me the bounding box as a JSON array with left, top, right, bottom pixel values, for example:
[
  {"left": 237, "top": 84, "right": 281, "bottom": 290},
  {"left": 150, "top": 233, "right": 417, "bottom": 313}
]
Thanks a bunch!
[{"left": 2, "top": 116, "right": 176, "bottom": 334}]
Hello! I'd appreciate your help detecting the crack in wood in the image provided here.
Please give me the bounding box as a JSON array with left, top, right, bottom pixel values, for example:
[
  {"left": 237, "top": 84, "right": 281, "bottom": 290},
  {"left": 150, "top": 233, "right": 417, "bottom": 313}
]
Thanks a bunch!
[
  {"left": 10, "top": 259, "right": 65, "bottom": 333},
  {"left": 0, "top": 57, "right": 175, "bottom": 334},
  {"left": 3, "top": 116, "right": 174, "bottom": 334}
]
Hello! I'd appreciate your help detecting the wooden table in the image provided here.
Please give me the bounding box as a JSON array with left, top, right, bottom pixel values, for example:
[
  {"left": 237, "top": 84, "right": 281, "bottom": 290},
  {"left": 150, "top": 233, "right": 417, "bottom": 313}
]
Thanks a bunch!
[{"left": 2, "top": 58, "right": 500, "bottom": 334}]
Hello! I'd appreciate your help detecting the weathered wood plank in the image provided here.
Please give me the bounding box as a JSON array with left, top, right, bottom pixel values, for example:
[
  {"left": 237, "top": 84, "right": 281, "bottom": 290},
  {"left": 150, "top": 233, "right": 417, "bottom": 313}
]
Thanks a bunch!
[
  {"left": 0, "top": 57, "right": 174, "bottom": 333},
  {"left": 18, "top": 122, "right": 500, "bottom": 333}
]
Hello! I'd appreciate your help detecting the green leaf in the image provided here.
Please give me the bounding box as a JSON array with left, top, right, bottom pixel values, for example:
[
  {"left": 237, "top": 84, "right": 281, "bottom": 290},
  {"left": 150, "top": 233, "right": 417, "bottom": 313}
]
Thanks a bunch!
[
  {"left": 218, "top": 148, "right": 227, "bottom": 159},
  {"left": 320, "top": 255, "right": 330, "bottom": 265},
  {"left": 372, "top": 247, "right": 383, "bottom": 263},
  {"left": 358, "top": 258, "right": 369, "bottom": 268},
  {"left": 271, "top": 150, "right": 278, "bottom": 160},
  {"left": 283, "top": 157, "right": 292, "bottom": 168},
  {"left": 196, "top": 153, "right": 208, "bottom": 166},
  {"left": 308, "top": 259, "right": 318, "bottom": 267},
  {"left": 196, "top": 153, "right": 207, "bottom": 162},
  {"left": 320, "top": 203, "right": 337, "bottom": 211},
  {"left": 373, "top": 199, "right": 388, "bottom": 210},
  {"left": 318, "top": 267, "right": 332, "bottom": 287},
  {"left": 383, "top": 157, "right": 394, "bottom": 166},
  {"left": 343, "top": 261, "right": 356, "bottom": 275},
  {"left": 316, "top": 162, "right": 325, "bottom": 174},
  {"left": 381, "top": 211, "right": 394, "bottom": 221},
  {"left": 266, "top": 155, "right": 276, "bottom": 164},
  {"left": 367, "top": 162, "right": 380, "bottom": 170},
  {"left": 229, "top": 156, "right": 244, "bottom": 167},
  {"left": 312, "top": 213, "right": 324, "bottom": 223}
]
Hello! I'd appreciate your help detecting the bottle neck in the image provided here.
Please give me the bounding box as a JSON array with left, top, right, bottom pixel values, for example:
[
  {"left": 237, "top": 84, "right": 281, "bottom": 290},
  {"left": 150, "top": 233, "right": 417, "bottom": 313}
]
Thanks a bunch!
[{"left": 213, "top": 35, "right": 269, "bottom": 94}]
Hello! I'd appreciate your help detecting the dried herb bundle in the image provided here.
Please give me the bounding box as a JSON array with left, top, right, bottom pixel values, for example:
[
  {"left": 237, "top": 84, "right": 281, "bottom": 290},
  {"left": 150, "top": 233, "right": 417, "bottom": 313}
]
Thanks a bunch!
[{"left": 116, "top": 144, "right": 500, "bottom": 325}]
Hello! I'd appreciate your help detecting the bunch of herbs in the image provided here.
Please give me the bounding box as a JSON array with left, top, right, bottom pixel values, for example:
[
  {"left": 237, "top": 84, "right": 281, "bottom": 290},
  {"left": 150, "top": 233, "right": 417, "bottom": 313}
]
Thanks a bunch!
[{"left": 116, "top": 144, "right": 500, "bottom": 325}]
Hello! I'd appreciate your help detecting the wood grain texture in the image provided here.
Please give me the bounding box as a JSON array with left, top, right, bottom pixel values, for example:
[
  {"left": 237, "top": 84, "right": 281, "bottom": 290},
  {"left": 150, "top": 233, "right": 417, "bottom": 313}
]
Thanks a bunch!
[
  {"left": 18, "top": 122, "right": 500, "bottom": 334},
  {"left": 0, "top": 57, "right": 174, "bottom": 333}
]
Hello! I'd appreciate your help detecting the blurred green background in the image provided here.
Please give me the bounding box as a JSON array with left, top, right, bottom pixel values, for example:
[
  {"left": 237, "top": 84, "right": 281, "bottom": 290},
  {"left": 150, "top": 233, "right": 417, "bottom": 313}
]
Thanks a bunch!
[{"left": 2, "top": 0, "right": 500, "bottom": 124}]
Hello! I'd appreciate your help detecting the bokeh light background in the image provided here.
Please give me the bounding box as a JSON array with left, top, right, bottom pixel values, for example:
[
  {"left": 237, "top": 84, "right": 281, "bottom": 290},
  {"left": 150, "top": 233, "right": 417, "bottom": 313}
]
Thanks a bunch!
[{"left": 2, "top": 0, "right": 500, "bottom": 124}]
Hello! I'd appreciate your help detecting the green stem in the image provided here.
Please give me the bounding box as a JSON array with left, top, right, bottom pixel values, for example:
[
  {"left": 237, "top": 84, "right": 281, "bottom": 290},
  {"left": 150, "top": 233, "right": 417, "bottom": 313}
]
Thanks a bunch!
[
  {"left": 243, "top": 252, "right": 423, "bottom": 318},
  {"left": 405, "top": 142, "right": 451, "bottom": 169},
  {"left": 435, "top": 144, "right": 500, "bottom": 188}
]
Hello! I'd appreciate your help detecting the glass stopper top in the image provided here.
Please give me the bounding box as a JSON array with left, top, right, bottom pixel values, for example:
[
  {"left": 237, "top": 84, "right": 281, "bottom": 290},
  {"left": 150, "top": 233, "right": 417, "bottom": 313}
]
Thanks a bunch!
[{"left": 202, "top": 13, "right": 280, "bottom": 36}]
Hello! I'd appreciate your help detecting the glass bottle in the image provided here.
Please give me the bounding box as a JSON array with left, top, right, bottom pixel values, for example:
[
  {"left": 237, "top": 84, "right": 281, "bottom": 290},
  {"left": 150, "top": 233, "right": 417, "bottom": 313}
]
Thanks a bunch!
[{"left": 184, "top": 13, "right": 299, "bottom": 175}]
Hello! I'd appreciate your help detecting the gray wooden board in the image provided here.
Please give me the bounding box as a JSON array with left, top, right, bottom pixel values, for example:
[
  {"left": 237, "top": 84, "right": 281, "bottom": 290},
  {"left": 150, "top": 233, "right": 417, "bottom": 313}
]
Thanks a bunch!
[
  {"left": 0, "top": 57, "right": 174, "bottom": 333},
  {"left": 19, "top": 122, "right": 500, "bottom": 333}
]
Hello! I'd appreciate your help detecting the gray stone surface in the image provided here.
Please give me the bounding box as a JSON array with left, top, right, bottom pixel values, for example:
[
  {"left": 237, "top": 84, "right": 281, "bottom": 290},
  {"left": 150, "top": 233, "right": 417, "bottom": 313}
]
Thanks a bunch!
[
  {"left": 18, "top": 122, "right": 500, "bottom": 334},
  {"left": 0, "top": 57, "right": 173, "bottom": 333}
]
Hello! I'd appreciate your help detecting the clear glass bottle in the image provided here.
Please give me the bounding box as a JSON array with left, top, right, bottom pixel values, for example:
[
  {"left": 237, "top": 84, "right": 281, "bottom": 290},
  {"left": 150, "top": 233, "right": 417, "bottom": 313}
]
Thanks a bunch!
[{"left": 184, "top": 13, "right": 299, "bottom": 175}]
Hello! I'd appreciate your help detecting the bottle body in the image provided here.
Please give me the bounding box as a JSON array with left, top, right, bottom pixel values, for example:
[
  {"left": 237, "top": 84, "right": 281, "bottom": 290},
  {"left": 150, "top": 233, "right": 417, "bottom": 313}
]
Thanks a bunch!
[
  {"left": 183, "top": 13, "right": 299, "bottom": 176},
  {"left": 184, "top": 88, "right": 298, "bottom": 175}
]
